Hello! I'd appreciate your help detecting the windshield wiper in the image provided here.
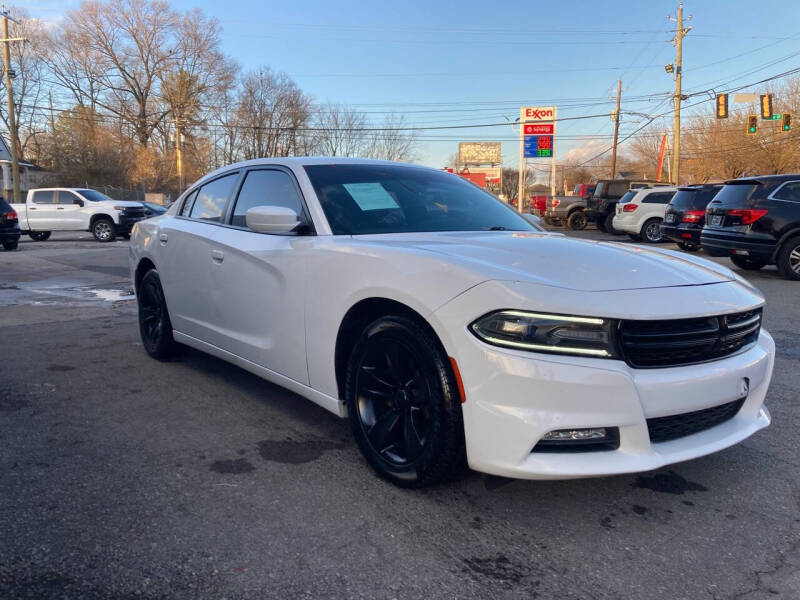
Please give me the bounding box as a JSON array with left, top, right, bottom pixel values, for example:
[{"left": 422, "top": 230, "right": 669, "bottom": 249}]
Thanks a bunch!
[{"left": 488, "top": 226, "right": 508, "bottom": 231}]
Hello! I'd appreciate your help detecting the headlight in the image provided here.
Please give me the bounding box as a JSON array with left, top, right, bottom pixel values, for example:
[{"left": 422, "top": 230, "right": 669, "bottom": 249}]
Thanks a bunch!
[
  {"left": 114, "top": 205, "right": 125, "bottom": 211},
  {"left": 469, "top": 310, "right": 617, "bottom": 359}
]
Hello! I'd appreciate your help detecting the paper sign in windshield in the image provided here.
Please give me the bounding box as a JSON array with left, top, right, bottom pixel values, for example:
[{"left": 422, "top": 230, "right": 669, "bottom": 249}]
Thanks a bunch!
[{"left": 344, "top": 183, "right": 399, "bottom": 211}]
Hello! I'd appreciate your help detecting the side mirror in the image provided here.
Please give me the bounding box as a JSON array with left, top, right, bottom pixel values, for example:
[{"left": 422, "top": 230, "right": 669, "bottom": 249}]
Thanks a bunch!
[
  {"left": 245, "top": 205, "right": 300, "bottom": 234},
  {"left": 74, "top": 198, "right": 84, "bottom": 207}
]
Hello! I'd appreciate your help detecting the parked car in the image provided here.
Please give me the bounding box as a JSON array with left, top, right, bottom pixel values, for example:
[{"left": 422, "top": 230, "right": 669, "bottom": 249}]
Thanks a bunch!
[
  {"left": 586, "top": 179, "right": 667, "bottom": 235},
  {"left": 12, "top": 188, "right": 147, "bottom": 242},
  {"left": 0, "top": 197, "right": 20, "bottom": 250},
  {"left": 612, "top": 187, "right": 678, "bottom": 243},
  {"left": 661, "top": 184, "right": 723, "bottom": 251},
  {"left": 140, "top": 201, "right": 168, "bottom": 217},
  {"left": 702, "top": 174, "right": 800, "bottom": 279},
  {"left": 543, "top": 184, "right": 596, "bottom": 230},
  {"left": 131, "top": 158, "right": 774, "bottom": 487}
]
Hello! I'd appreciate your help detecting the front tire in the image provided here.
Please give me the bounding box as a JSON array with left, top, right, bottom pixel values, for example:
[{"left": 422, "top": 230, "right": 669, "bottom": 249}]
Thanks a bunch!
[
  {"left": 566, "top": 210, "right": 587, "bottom": 231},
  {"left": 731, "top": 255, "right": 767, "bottom": 271},
  {"left": 92, "top": 218, "right": 116, "bottom": 242},
  {"left": 775, "top": 236, "right": 800, "bottom": 280},
  {"left": 641, "top": 218, "right": 663, "bottom": 243},
  {"left": 137, "top": 270, "right": 180, "bottom": 359},
  {"left": 29, "top": 231, "right": 51, "bottom": 241},
  {"left": 345, "top": 316, "right": 466, "bottom": 488},
  {"left": 2, "top": 240, "right": 18, "bottom": 251}
]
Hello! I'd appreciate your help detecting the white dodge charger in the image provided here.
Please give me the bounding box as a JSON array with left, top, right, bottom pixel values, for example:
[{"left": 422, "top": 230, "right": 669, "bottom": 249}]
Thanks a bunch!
[{"left": 129, "top": 158, "right": 774, "bottom": 487}]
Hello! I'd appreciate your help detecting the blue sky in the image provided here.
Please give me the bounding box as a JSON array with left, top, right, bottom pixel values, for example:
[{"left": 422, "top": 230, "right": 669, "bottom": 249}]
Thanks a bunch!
[{"left": 26, "top": 0, "right": 800, "bottom": 178}]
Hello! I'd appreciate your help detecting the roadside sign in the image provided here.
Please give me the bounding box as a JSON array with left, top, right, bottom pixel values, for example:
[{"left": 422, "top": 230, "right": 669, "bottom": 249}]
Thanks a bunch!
[
  {"left": 524, "top": 135, "right": 553, "bottom": 158},
  {"left": 766, "top": 113, "right": 783, "bottom": 121},
  {"left": 523, "top": 123, "right": 554, "bottom": 135},
  {"left": 521, "top": 106, "right": 556, "bottom": 122}
]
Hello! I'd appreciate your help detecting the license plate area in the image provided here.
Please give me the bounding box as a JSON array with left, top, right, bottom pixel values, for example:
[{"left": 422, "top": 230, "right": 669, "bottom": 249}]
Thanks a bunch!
[{"left": 710, "top": 215, "right": 723, "bottom": 226}]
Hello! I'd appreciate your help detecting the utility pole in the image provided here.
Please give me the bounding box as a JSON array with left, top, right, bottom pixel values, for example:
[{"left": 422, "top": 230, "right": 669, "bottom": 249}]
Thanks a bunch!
[
  {"left": 670, "top": 2, "right": 690, "bottom": 185},
  {"left": 1, "top": 7, "right": 24, "bottom": 205},
  {"left": 517, "top": 124, "right": 525, "bottom": 212},
  {"left": 610, "top": 79, "right": 622, "bottom": 179}
]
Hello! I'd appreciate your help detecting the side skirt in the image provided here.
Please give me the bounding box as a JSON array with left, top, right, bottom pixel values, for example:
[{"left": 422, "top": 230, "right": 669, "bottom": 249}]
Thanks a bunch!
[{"left": 172, "top": 331, "right": 347, "bottom": 418}]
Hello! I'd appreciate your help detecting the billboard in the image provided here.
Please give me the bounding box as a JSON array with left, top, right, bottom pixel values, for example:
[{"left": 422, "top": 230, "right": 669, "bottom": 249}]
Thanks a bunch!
[{"left": 458, "top": 142, "right": 502, "bottom": 165}]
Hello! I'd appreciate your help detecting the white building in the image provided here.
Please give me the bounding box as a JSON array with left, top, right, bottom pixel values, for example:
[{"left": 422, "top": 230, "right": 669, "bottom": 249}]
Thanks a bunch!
[{"left": 0, "top": 136, "right": 53, "bottom": 200}]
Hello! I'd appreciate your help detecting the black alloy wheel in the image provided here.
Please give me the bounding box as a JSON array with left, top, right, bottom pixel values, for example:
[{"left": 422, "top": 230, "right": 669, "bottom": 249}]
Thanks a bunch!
[
  {"left": 730, "top": 255, "right": 767, "bottom": 271},
  {"left": 137, "top": 270, "right": 179, "bottom": 359},
  {"left": 642, "top": 218, "right": 663, "bottom": 243},
  {"left": 346, "top": 316, "right": 466, "bottom": 487},
  {"left": 566, "top": 211, "right": 587, "bottom": 231}
]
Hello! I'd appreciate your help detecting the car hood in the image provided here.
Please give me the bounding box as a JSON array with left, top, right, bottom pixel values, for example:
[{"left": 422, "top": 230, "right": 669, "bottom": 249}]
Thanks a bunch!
[{"left": 355, "top": 231, "right": 735, "bottom": 292}]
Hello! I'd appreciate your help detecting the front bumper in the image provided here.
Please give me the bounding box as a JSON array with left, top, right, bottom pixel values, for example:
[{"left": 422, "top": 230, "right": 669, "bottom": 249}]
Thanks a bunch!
[
  {"left": 434, "top": 280, "right": 773, "bottom": 480},
  {"left": 116, "top": 215, "right": 147, "bottom": 235}
]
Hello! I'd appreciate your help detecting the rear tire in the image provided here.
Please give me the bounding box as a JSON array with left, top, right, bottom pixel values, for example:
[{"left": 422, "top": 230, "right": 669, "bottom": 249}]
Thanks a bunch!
[
  {"left": 641, "top": 218, "right": 663, "bottom": 243},
  {"left": 604, "top": 212, "right": 621, "bottom": 235},
  {"left": 776, "top": 236, "right": 800, "bottom": 280},
  {"left": 137, "top": 270, "right": 180, "bottom": 359},
  {"left": 731, "top": 255, "right": 768, "bottom": 271},
  {"left": 345, "top": 315, "right": 466, "bottom": 488},
  {"left": 92, "top": 218, "right": 116, "bottom": 242},
  {"left": 2, "top": 240, "right": 18, "bottom": 251},
  {"left": 566, "top": 211, "right": 587, "bottom": 231},
  {"left": 678, "top": 241, "right": 699, "bottom": 252},
  {"left": 595, "top": 218, "right": 607, "bottom": 232},
  {"left": 29, "top": 231, "right": 51, "bottom": 241}
]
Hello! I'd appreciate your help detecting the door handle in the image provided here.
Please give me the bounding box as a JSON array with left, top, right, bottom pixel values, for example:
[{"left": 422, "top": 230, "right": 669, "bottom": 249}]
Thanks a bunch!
[
  {"left": 29, "top": 206, "right": 37, "bottom": 210},
  {"left": 57, "top": 207, "right": 65, "bottom": 210},
  {"left": 159, "top": 233, "right": 168, "bottom": 245},
  {"left": 211, "top": 250, "right": 224, "bottom": 263}
]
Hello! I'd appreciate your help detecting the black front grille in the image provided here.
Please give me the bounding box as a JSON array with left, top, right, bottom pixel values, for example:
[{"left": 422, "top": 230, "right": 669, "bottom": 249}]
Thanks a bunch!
[
  {"left": 647, "top": 398, "right": 745, "bottom": 443},
  {"left": 619, "top": 308, "right": 761, "bottom": 368},
  {"left": 121, "top": 208, "right": 146, "bottom": 218}
]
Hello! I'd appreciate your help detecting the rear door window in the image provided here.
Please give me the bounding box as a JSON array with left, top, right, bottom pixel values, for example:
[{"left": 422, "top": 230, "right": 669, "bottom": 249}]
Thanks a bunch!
[
  {"left": 713, "top": 183, "right": 761, "bottom": 206},
  {"left": 643, "top": 192, "right": 675, "bottom": 204},
  {"left": 32, "top": 190, "right": 55, "bottom": 204},
  {"left": 608, "top": 182, "right": 628, "bottom": 197},
  {"left": 189, "top": 173, "right": 239, "bottom": 222}
]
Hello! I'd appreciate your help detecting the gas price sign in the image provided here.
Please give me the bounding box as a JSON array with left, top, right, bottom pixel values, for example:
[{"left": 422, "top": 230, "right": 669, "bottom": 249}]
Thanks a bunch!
[{"left": 523, "top": 134, "right": 553, "bottom": 158}]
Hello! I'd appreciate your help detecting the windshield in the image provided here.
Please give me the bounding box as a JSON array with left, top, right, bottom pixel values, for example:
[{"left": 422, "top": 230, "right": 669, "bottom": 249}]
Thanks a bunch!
[
  {"left": 76, "top": 189, "right": 113, "bottom": 202},
  {"left": 304, "top": 164, "right": 535, "bottom": 235},
  {"left": 592, "top": 182, "right": 605, "bottom": 198}
]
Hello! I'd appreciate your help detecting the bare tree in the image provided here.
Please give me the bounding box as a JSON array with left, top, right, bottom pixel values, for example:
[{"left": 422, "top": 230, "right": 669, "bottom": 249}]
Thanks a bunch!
[
  {"left": 365, "top": 113, "right": 417, "bottom": 161},
  {"left": 312, "top": 103, "right": 369, "bottom": 157},
  {"left": 236, "top": 67, "right": 310, "bottom": 159}
]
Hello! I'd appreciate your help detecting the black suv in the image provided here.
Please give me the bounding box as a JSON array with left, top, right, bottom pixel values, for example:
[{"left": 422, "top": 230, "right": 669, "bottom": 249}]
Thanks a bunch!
[
  {"left": 701, "top": 174, "right": 800, "bottom": 280},
  {"left": 661, "top": 184, "right": 723, "bottom": 251},
  {"left": 586, "top": 179, "right": 665, "bottom": 234},
  {"left": 0, "top": 197, "right": 20, "bottom": 250}
]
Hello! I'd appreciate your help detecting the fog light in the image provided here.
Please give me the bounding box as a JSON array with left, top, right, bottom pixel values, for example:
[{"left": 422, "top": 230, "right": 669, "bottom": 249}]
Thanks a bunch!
[
  {"left": 542, "top": 428, "right": 608, "bottom": 441},
  {"left": 533, "top": 427, "right": 620, "bottom": 452}
]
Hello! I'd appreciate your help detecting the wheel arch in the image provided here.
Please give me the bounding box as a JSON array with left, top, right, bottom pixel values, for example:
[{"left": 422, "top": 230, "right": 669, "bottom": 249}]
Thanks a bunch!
[
  {"left": 333, "top": 297, "right": 450, "bottom": 402},
  {"left": 771, "top": 227, "right": 800, "bottom": 262},
  {"left": 89, "top": 213, "right": 114, "bottom": 228},
  {"left": 134, "top": 257, "right": 157, "bottom": 294}
]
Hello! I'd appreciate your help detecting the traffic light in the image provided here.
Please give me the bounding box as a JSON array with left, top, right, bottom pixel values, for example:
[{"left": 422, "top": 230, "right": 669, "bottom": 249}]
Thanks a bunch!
[
  {"left": 782, "top": 113, "right": 792, "bottom": 132},
  {"left": 747, "top": 115, "right": 758, "bottom": 135},
  {"left": 716, "top": 93, "right": 728, "bottom": 119},
  {"left": 760, "top": 94, "right": 773, "bottom": 120}
]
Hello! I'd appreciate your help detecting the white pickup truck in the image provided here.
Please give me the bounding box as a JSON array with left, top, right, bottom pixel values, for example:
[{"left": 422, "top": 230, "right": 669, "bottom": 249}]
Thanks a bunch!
[{"left": 12, "top": 188, "right": 148, "bottom": 242}]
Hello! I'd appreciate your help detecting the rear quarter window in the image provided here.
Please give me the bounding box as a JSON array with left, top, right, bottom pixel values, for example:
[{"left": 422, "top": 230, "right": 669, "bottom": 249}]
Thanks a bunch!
[{"left": 713, "top": 183, "right": 761, "bottom": 206}]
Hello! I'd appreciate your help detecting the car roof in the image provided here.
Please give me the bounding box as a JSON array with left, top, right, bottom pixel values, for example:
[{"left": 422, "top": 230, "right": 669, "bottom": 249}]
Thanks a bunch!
[{"left": 723, "top": 173, "right": 800, "bottom": 185}]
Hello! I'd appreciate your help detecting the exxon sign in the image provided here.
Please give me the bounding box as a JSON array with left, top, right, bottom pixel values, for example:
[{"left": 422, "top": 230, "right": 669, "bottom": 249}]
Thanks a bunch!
[{"left": 521, "top": 106, "right": 556, "bottom": 123}]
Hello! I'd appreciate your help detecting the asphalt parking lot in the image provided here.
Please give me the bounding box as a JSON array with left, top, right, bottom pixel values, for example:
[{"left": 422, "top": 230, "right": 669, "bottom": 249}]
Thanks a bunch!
[{"left": 1, "top": 229, "right": 798, "bottom": 599}]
